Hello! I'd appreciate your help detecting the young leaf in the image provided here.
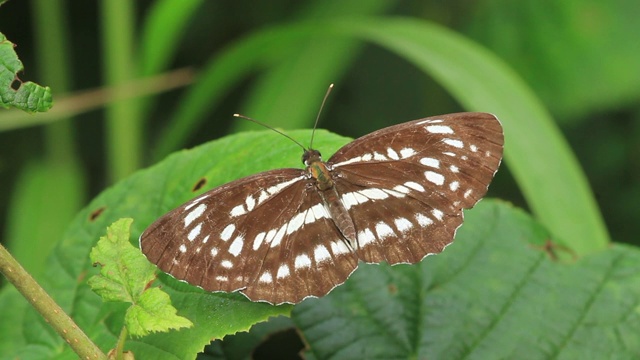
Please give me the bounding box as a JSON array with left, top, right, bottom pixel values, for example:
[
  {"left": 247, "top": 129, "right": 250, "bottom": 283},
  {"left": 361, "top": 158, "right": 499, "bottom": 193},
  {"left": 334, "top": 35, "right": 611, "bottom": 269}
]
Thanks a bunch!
[
  {"left": 0, "top": 130, "right": 306, "bottom": 359},
  {"left": 126, "top": 288, "right": 193, "bottom": 337},
  {"left": 88, "top": 218, "right": 193, "bottom": 337},
  {"left": 0, "top": 33, "right": 53, "bottom": 112},
  {"left": 88, "top": 218, "right": 155, "bottom": 303}
]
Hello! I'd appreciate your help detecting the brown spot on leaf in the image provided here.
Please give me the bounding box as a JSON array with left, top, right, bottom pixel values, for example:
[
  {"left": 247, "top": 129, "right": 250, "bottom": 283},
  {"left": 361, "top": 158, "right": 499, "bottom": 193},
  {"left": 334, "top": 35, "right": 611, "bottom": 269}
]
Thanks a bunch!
[
  {"left": 531, "top": 239, "right": 578, "bottom": 262},
  {"left": 388, "top": 283, "right": 398, "bottom": 295},
  {"left": 89, "top": 206, "right": 106, "bottom": 221},
  {"left": 192, "top": 177, "right": 207, "bottom": 192}
]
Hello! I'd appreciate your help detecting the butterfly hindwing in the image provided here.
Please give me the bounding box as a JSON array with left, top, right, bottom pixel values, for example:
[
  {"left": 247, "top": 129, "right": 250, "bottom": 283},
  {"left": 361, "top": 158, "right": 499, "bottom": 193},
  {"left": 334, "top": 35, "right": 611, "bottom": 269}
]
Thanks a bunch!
[{"left": 140, "top": 112, "right": 504, "bottom": 304}]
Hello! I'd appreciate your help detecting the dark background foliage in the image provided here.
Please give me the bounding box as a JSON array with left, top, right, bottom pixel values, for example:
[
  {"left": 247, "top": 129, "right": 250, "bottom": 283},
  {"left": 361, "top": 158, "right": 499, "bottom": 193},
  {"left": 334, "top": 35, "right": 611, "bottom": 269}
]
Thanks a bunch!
[{"left": 0, "top": 0, "right": 639, "bottom": 357}]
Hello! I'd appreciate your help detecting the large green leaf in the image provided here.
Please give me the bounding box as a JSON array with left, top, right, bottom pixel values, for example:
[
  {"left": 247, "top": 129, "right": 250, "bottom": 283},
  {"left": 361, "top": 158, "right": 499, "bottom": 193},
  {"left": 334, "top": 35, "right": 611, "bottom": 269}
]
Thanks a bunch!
[
  {"left": 0, "top": 129, "right": 348, "bottom": 358},
  {"left": 154, "top": 17, "right": 608, "bottom": 255},
  {"left": 293, "top": 201, "right": 640, "bottom": 359}
]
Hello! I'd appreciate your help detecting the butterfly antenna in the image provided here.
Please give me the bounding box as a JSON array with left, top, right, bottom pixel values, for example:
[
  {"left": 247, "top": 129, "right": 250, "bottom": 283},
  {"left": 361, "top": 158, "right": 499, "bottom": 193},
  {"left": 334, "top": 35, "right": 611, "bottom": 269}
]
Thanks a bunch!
[
  {"left": 309, "top": 83, "right": 334, "bottom": 150},
  {"left": 233, "top": 114, "right": 307, "bottom": 151}
]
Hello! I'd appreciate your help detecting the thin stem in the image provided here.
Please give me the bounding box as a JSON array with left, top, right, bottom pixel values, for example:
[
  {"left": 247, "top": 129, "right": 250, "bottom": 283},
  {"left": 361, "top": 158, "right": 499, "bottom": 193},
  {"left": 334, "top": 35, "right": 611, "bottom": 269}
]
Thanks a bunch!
[
  {"left": 0, "top": 243, "right": 107, "bottom": 359},
  {"left": 114, "top": 325, "right": 128, "bottom": 360},
  {"left": 100, "top": 0, "right": 142, "bottom": 182}
]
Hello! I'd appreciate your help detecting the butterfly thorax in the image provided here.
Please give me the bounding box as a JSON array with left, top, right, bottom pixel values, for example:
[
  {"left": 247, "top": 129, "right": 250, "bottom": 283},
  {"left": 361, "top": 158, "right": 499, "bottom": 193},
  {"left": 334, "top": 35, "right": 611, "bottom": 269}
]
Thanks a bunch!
[{"left": 303, "top": 148, "right": 357, "bottom": 247}]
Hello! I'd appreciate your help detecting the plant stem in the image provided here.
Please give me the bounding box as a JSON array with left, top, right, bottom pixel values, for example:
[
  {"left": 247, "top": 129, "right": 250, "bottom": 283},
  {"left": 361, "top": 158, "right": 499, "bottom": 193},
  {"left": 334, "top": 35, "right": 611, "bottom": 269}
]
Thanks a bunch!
[
  {"left": 0, "top": 243, "right": 107, "bottom": 360},
  {"left": 100, "top": 0, "right": 143, "bottom": 182},
  {"left": 114, "top": 326, "right": 128, "bottom": 360}
]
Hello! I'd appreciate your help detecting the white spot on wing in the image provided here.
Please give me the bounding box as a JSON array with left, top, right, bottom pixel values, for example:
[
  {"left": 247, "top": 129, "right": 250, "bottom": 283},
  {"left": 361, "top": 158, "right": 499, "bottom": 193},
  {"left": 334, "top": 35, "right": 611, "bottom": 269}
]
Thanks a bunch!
[
  {"left": 266, "top": 176, "right": 304, "bottom": 195},
  {"left": 188, "top": 223, "right": 202, "bottom": 241},
  {"left": 210, "top": 247, "right": 218, "bottom": 257},
  {"left": 426, "top": 125, "right": 454, "bottom": 134},
  {"left": 444, "top": 139, "right": 464, "bottom": 148},
  {"left": 357, "top": 228, "right": 377, "bottom": 247},
  {"left": 360, "top": 188, "right": 388, "bottom": 200},
  {"left": 253, "top": 232, "right": 266, "bottom": 250},
  {"left": 184, "top": 203, "right": 206, "bottom": 227},
  {"left": 420, "top": 157, "right": 440, "bottom": 168},
  {"left": 400, "top": 148, "right": 416, "bottom": 158},
  {"left": 354, "top": 192, "right": 368, "bottom": 204},
  {"left": 470, "top": 144, "right": 478, "bottom": 152},
  {"left": 202, "top": 235, "right": 210, "bottom": 244},
  {"left": 404, "top": 181, "right": 426, "bottom": 192},
  {"left": 270, "top": 225, "right": 287, "bottom": 248},
  {"left": 179, "top": 244, "right": 187, "bottom": 253},
  {"left": 387, "top": 148, "right": 399, "bottom": 160},
  {"left": 287, "top": 212, "right": 306, "bottom": 235},
  {"left": 450, "top": 165, "right": 459, "bottom": 173},
  {"left": 311, "top": 203, "right": 329, "bottom": 220},
  {"left": 341, "top": 192, "right": 359, "bottom": 210},
  {"left": 415, "top": 213, "right": 433, "bottom": 227},
  {"left": 334, "top": 156, "right": 363, "bottom": 167},
  {"left": 394, "top": 217, "right": 413, "bottom": 233},
  {"left": 221, "top": 260, "right": 233, "bottom": 269},
  {"left": 449, "top": 181, "right": 460, "bottom": 191},
  {"left": 383, "top": 188, "right": 405, "bottom": 198},
  {"left": 265, "top": 228, "right": 277, "bottom": 243},
  {"left": 314, "top": 245, "right": 331, "bottom": 264},
  {"left": 245, "top": 195, "right": 256, "bottom": 211},
  {"left": 295, "top": 254, "right": 312, "bottom": 269},
  {"left": 230, "top": 204, "right": 246, "bottom": 217},
  {"left": 304, "top": 208, "right": 315, "bottom": 224},
  {"left": 257, "top": 191, "right": 269, "bottom": 204},
  {"left": 464, "top": 189, "right": 473, "bottom": 198},
  {"left": 259, "top": 272, "right": 273, "bottom": 283},
  {"left": 425, "top": 171, "right": 445, "bottom": 186},
  {"left": 277, "top": 264, "right": 290, "bottom": 279},
  {"left": 216, "top": 275, "right": 228, "bottom": 282},
  {"left": 331, "top": 241, "right": 352, "bottom": 255},
  {"left": 432, "top": 209, "right": 444, "bottom": 221},
  {"left": 375, "top": 222, "right": 395, "bottom": 240},
  {"left": 393, "top": 185, "right": 410, "bottom": 194},
  {"left": 373, "top": 152, "right": 387, "bottom": 161},
  {"left": 362, "top": 153, "right": 373, "bottom": 161},
  {"left": 228, "top": 235, "right": 244, "bottom": 256},
  {"left": 220, "top": 224, "right": 235, "bottom": 241}
]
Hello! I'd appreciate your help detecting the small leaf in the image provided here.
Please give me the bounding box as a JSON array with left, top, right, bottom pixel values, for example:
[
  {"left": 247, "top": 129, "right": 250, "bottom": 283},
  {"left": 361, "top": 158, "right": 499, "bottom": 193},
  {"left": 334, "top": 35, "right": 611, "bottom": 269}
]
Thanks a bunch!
[
  {"left": 88, "top": 218, "right": 156, "bottom": 303},
  {"left": 0, "top": 32, "right": 53, "bottom": 112},
  {"left": 89, "top": 218, "right": 193, "bottom": 337},
  {"left": 125, "top": 288, "right": 193, "bottom": 337}
]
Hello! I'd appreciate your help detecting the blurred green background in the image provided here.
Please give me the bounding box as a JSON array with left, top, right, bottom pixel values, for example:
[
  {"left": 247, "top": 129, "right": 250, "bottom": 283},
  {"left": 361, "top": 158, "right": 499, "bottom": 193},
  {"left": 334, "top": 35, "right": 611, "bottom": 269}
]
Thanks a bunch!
[{"left": 0, "top": 0, "right": 638, "bottom": 281}]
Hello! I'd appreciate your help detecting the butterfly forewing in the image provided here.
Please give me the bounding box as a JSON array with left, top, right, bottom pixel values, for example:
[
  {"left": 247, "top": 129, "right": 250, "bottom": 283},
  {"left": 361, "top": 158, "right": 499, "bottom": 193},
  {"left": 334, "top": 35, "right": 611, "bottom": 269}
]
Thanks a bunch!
[
  {"left": 328, "top": 113, "right": 503, "bottom": 264},
  {"left": 140, "top": 112, "right": 504, "bottom": 304},
  {"left": 140, "top": 168, "right": 358, "bottom": 304}
]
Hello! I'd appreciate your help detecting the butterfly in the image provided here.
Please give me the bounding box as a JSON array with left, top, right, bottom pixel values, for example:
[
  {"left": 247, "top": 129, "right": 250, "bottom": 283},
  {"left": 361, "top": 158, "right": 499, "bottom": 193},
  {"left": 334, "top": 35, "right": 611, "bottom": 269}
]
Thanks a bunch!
[{"left": 140, "top": 112, "right": 504, "bottom": 304}]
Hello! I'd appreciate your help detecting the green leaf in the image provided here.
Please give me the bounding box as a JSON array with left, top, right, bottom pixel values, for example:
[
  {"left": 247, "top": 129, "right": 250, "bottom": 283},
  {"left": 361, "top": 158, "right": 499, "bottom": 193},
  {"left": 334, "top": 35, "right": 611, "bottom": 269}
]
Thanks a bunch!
[
  {"left": 126, "top": 288, "right": 193, "bottom": 338},
  {"left": 293, "top": 201, "right": 640, "bottom": 359},
  {"left": 5, "top": 160, "right": 84, "bottom": 280},
  {"left": 0, "top": 129, "right": 332, "bottom": 358},
  {"left": 155, "top": 17, "right": 607, "bottom": 255},
  {"left": 137, "top": 0, "right": 203, "bottom": 76},
  {"left": 0, "top": 33, "right": 53, "bottom": 112},
  {"left": 326, "top": 17, "right": 608, "bottom": 254},
  {"left": 153, "top": 0, "right": 395, "bottom": 159},
  {"left": 231, "top": 0, "right": 396, "bottom": 133},
  {"left": 89, "top": 218, "right": 192, "bottom": 337},
  {"left": 88, "top": 218, "right": 155, "bottom": 303}
]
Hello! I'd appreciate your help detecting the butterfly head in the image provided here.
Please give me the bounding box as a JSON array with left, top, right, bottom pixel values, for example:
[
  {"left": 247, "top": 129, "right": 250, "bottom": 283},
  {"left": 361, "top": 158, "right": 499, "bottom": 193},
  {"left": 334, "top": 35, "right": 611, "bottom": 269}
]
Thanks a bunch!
[{"left": 302, "top": 149, "right": 322, "bottom": 166}]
